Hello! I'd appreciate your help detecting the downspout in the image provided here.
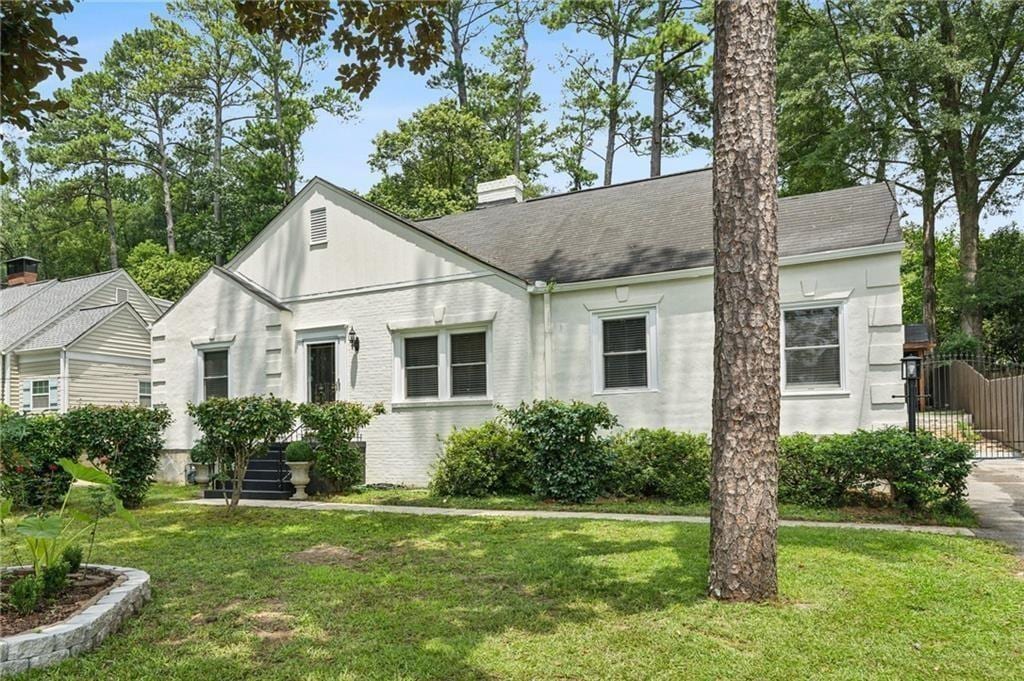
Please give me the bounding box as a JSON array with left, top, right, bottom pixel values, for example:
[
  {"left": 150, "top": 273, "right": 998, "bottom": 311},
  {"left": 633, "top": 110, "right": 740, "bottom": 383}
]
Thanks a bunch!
[
  {"left": 59, "top": 349, "right": 69, "bottom": 413},
  {"left": 536, "top": 281, "right": 553, "bottom": 399}
]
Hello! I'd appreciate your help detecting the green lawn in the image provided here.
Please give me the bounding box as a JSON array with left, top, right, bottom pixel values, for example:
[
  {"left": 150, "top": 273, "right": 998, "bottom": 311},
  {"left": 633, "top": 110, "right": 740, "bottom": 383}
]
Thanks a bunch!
[
  {"left": 6, "top": 484, "right": 1021, "bottom": 680},
  {"left": 324, "top": 487, "right": 978, "bottom": 527}
]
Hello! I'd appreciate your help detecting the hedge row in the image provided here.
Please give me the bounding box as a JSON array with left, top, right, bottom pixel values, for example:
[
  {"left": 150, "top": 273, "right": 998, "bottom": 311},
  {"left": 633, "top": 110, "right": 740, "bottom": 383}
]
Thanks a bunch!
[
  {"left": 0, "top": 404, "right": 170, "bottom": 509},
  {"left": 430, "top": 400, "right": 973, "bottom": 510}
]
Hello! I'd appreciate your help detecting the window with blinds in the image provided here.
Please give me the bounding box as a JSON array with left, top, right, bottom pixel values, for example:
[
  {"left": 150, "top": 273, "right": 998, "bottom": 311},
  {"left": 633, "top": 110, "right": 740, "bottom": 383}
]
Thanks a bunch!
[
  {"left": 404, "top": 336, "right": 439, "bottom": 398},
  {"left": 309, "top": 207, "right": 327, "bottom": 245},
  {"left": 602, "top": 317, "right": 648, "bottom": 389},
  {"left": 203, "top": 350, "right": 229, "bottom": 399},
  {"left": 783, "top": 306, "right": 841, "bottom": 388},
  {"left": 451, "top": 331, "right": 487, "bottom": 396}
]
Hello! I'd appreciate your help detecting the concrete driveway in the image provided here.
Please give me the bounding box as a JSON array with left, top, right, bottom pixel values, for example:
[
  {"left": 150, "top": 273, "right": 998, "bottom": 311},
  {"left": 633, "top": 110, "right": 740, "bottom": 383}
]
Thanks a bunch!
[{"left": 967, "top": 458, "right": 1024, "bottom": 556}]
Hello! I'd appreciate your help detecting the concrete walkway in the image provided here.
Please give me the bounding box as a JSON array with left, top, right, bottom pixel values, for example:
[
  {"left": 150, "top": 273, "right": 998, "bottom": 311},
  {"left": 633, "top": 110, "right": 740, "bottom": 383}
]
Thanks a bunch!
[
  {"left": 967, "top": 458, "right": 1024, "bottom": 556},
  {"left": 181, "top": 497, "right": 975, "bottom": 537}
]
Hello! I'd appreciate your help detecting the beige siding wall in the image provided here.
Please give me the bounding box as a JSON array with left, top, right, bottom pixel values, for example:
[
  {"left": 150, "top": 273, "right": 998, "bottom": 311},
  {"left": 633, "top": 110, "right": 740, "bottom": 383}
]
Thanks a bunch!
[
  {"left": 80, "top": 272, "right": 160, "bottom": 322},
  {"left": 3, "top": 355, "right": 20, "bottom": 408},
  {"left": 67, "top": 359, "right": 149, "bottom": 408},
  {"left": 72, "top": 306, "right": 150, "bottom": 359}
]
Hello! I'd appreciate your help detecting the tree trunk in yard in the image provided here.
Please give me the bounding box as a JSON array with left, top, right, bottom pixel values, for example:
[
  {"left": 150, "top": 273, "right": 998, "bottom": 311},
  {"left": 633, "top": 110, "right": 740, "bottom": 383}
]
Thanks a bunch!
[
  {"left": 708, "top": 0, "right": 780, "bottom": 602},
  {"left": 921, "top": 183, "right": 937, "bottom": 342},
  {"left": 213, "top": 94, "right": 224, "bottom": 265},
  {"left": 650, "top": 0, "right": 666, "bottom": 178},
  {"left": 603, "top": 51, "right": 621, "bottom": 186},
  {"left": 156, "top": 111, "right": 177, "bottom": 254},
  {"left": 102, "top": 158, "right": 118, "bottom": 269}
]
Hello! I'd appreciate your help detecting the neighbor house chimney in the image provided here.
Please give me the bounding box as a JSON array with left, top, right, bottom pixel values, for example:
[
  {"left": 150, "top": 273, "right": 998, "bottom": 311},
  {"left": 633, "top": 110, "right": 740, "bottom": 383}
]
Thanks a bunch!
[
  {"left": 475, "top": 175, "right": 524, "bottom": 208},
  {"left": 3, "top": 256, "right": 41, "bottom": 286}
]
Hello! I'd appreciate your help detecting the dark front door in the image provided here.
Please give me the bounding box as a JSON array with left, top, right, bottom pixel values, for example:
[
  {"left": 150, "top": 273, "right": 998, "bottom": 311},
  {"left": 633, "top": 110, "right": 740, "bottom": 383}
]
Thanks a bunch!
[{"left": 308, "top": 342, "right": 336, "bottom": 403}]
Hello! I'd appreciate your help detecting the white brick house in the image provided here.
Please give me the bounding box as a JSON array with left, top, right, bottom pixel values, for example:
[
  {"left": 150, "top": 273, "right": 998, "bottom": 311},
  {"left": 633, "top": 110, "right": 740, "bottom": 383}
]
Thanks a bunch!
[{"left": 152, "top": 169, "right": 906, "bottom": 485}]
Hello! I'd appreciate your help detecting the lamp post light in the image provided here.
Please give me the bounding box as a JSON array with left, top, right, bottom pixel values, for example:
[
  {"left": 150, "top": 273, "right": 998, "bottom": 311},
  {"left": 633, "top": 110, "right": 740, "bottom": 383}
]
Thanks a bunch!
[{"left": 901, "top": 354, "right": 922, "bottom": 432}]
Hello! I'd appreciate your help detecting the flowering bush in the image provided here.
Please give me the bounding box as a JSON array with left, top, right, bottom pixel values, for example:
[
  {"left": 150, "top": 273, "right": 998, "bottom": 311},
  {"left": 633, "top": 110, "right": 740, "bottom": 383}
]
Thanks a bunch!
[
  {"left": 64, "top": 405, "right": 172, "bottom": 508},
  {"left": 0, "top": 407, "right": 75, "bottom": 510}
]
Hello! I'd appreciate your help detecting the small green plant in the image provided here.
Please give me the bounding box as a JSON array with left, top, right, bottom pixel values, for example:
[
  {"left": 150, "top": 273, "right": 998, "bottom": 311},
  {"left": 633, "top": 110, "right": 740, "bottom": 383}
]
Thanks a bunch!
[
  {"left": 41, "top": 559, "right": 70, "bottom": 598},
  {"left": 189, "top": 438, "right": 216, "bottom": 466},
  {"left": 8, "top": 574, "right": 43, "bottom": 615},
  {"left": 285, "top": 440, "right": 314, "bottom": 462},
  {"left": 956, "top": 420, "right": 981, "bottom": 444},
  {"left": 1, "top": 459, "right": 138, "bottom": 578},
  {"left": 62, "top": 544, "right": 84, "bottom": 573}
]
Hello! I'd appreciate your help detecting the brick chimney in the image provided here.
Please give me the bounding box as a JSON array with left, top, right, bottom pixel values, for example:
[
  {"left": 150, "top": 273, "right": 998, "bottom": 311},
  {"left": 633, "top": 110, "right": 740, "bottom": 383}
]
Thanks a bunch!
[
  {"left": 475, "top": 175, "right": 524, "bottom": 209},
  {"left": 3, "top": 256, "right": 41, "bottom": 286}
]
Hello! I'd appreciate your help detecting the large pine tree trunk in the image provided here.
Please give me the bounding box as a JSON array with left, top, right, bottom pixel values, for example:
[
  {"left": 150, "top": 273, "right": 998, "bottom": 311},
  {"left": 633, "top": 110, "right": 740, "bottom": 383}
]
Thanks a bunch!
[
  {"left": 708, "top": 0, "right": 780, "bottom": 603},
  {"left": 603, "top": 53, "right": 622, "bottom": 186},
  {"left": 157, "top": 115, "right": 177, "bottom": 254},
  {"left": 101, "top": 159, "right": 119, "bottom": 269},
  {"left": 650, "top": 0, "right": 666, "bottom": 178}
]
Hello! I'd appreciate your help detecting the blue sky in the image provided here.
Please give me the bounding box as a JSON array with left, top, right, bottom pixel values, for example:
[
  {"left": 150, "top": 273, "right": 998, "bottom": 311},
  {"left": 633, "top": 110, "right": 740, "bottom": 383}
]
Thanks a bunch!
[{"left": 39, "top": 1, "right": 1020, "bottom": 232}]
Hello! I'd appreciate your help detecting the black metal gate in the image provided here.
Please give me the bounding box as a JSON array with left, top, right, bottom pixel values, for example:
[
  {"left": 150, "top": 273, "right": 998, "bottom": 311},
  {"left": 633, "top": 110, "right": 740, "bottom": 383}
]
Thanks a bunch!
[{"left": 918, "top": 353, "right": 1024, "bottom": 459}]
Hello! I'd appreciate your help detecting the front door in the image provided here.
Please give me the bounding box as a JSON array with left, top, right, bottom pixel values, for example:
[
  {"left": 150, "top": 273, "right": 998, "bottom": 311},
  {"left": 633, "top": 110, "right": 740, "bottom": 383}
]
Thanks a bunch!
[{"left": 308, "top": 342, "right": 337, "bottom": 403}]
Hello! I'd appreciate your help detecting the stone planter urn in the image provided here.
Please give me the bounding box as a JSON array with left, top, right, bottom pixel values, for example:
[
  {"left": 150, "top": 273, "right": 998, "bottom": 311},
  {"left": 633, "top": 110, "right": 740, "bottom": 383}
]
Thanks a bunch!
[
  {"left": 286, "top": 461, "right": 311, "bottom": 500},
  {"left": 192, "top": 463, "right": 211, "bottom": 488}
]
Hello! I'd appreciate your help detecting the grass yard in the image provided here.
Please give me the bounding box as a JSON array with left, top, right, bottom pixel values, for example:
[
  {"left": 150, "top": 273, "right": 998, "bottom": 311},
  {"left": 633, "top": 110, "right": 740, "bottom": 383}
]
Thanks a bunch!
[
  {"left": 6, "top": 484, "right": 1021, "bottom": 680},
  {"left": 324, "top": 487, "right": 979, "bottom": 527}
]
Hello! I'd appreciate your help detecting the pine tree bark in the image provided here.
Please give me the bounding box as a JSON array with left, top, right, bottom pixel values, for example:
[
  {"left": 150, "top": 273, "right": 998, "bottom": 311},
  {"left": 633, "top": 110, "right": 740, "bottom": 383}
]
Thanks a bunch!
[
  {"left": 603, "top": 50, "right": 621, "bottom": 186},
  {"left": 650, "top": 0, "right": 667, "bottom": 178},
  {"left": 101, "top": 158, "right": 119, "bottom": 269},
  {"left": 708, "top": 0, "right": 780, "bottom": 603},
  {"left": 156, "top": 112, "right": 177, "bottom": 254},
  {"left": 921, "top": 183, "right": 937, "bottom": 342}
]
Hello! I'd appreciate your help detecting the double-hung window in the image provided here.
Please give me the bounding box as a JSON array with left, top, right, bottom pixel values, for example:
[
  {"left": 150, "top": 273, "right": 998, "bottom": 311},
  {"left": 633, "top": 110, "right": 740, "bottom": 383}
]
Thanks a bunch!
[
  {"left": 592, "top": 307, "right": 658, "bottom": 393},
  {"left": 397, "top": 329, "right": 489, "bottom": 402},
  {"left": 31, "top": 379, "right": 50, "bottom": 411},
  {"left": 138, "top": 379, "right": 153, "bottom": 407},
  {"left": 782, "top": 304, "right": 843, "bottom": 391},
  {"left": 202, "top": 349, "right": 229, "bottom": 399}
]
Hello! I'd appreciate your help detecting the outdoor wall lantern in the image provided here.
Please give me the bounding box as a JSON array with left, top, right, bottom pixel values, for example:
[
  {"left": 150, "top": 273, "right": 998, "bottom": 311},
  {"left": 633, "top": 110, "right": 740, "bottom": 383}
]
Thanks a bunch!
[
  {"left": 901, "top": 354, "right": 921, "bottom": 381},
  {"left": 348, "top": 327, "right": 360, "bottom": 353}
]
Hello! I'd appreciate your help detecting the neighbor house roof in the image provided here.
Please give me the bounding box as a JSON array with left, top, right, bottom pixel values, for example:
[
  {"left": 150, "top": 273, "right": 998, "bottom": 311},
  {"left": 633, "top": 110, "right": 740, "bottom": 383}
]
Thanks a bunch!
[
  {"left": 416, "top": 169, "right": 901, "bottom": 284},
  {"left": 0, "top": 270, "right": 123, "bottom": 352},
  {"left": 14, "top": 303, "right": 135, "bottom": 352}
]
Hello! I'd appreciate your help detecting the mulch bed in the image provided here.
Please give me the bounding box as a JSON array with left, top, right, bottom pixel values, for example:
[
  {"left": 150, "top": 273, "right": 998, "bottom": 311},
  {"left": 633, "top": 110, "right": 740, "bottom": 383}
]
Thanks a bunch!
[{"left": 1, "top": 568, "right": 119, "bottom": 636}]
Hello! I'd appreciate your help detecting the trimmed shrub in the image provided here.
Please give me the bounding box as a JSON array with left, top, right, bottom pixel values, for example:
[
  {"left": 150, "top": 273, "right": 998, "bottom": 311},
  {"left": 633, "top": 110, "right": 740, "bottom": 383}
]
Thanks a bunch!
[
  {"left": 62, "top": 544, "right": 84, "bottom": 573},
  {"left": 778, "top": 433, "right": 861, "bottom": 507},
  {"left": 431, "top": 421, "right": 532, "bottom": 497},
  {"left": 503, "top": 400, "right": 618, "bottom": 503},
  {"left": 8, "top": 575, "right": 43, "bottom": 615},
  {"left": 41, "top": 559, "right": 70, "bottom": 598},
  {"left": 606, "top": 428, "right": 710, "bottom": 503},
  {"left": 285, "top": 440, "right": 314, "bottom": 462},
  {"left": 0, "top": 410, "right": 74, "bottom": 510},
  {"left": 297, "top": 401, "right": 385, "bottom": 491},
  {"left": 850, "top": 427, "right": 973, "bottom": 510},
  {"left": 778, "top": 428, "right": 973, "bottom": 510},
  {"left": 64, "top": 405, "right": 172, "bottom": 508}
]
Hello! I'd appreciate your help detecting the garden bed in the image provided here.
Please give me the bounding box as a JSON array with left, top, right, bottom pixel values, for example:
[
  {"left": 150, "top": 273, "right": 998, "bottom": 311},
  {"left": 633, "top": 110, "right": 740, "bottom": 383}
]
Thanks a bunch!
[
  {"left": 1, "top": 567, "right": 118, "bottom": 635},
  {"left": 0, "top": 565, "right": 151, "bottom": 676}
]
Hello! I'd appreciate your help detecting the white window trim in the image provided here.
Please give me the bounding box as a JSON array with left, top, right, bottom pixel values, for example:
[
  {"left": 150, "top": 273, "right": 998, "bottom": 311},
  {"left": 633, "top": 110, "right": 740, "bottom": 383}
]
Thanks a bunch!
[
  {"left": 590, "top": 305, "right": 659, "bottom": 395},
  {"left": 28, "top": 376, "right": 59, "bottom": 413},
  {"left": 194, "top": 340, "right": 233, "bottom": 402},
  {"left": 138, "top": 378, "right": 152, "bottom": 406},
  {"left": 392, "top": 325, "right": 492, "bottom": 406},
  {"left": 780, "top": 300, "right": 848, "bottom": 397},
  {"left": 295, "top": 326, "right": 348, "bottom": 403}
]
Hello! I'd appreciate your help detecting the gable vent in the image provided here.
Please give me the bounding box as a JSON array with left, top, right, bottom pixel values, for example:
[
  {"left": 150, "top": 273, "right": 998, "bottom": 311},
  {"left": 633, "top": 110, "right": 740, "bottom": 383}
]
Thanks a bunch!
[{"left": 309, "top": 207, "right": 328, "bottom": 245}]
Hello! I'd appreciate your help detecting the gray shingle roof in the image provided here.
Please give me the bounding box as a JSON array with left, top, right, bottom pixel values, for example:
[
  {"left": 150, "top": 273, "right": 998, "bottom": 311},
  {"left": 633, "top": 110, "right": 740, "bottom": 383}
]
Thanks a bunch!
[
  {"left": 0, "top": 279, "right": 56, "bottom": 314},
  {"left": 15, "top": 304, "right": 125, "bottom": 351},
  {"left": 0, "top": 271, "right": 122, "bottom": 351},
  {"left": 416, "top": 169, "right": 901, "bottom": 284}
]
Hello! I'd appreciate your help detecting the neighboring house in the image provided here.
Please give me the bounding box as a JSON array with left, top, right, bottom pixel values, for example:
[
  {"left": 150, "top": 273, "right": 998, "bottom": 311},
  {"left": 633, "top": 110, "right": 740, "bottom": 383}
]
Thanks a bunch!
[
  {"left": 153, "top": 169, "right": 906, "bottom": 486},
  {"left": 0, "top": 257, "right": 166, "bottom": 417}
]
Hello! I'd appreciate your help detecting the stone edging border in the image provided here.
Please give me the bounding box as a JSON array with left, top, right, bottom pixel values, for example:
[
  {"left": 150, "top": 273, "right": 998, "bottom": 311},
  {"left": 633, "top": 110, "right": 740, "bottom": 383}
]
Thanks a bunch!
[{"left": 1, "top": 564, "right": 151, "bottom": 676}]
